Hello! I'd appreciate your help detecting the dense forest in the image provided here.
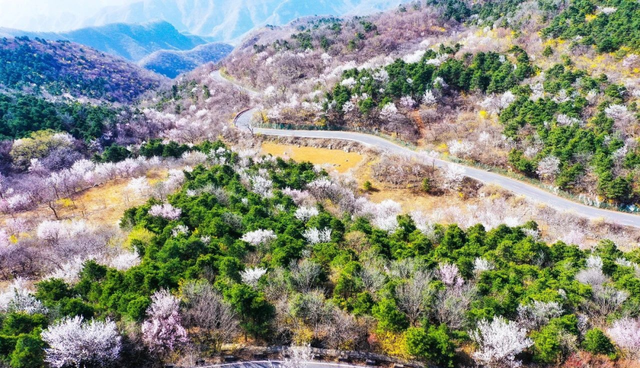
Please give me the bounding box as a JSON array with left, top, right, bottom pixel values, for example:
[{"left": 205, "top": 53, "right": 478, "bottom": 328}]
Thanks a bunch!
[{"left": 0, "top": 94, "right": 119, "bottom": 141}]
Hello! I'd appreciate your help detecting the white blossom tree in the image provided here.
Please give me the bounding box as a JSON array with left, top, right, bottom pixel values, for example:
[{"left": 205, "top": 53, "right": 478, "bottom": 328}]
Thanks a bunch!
[
  {"left": 473, "top": 258, "right": 494, "bottom": 275},
  {"left": 42, "top": 316, "right": 121, "bottom": 368},
  {"left": 443, "top": 164, "right": 466, "bottom": 191},
  {"left": 240, "top": 267, "right": 268, "bottom": 287},
  {"left": 470, "top": 316, "right": 533, "bottom": 367},
  {"left": 516, "top": 301, "right": 563, "bottom": 330},
  {"left": 395, "top": 270, "right": 433, "bottom": 325},
  {"left": 282, "top": 344, "right": 313, "bottom": 368},
  {"left": 536, "top": 156, "right": 560, "bottom": 181},
  {"left": 241, "top": 229, "right": 277, "bottom": 246},
  {"left": 295, "top": 206, "right": 319, "bottom": 221},
  {"left": 608, "top": 317, "right": 640, "bottom": 359},
  {"left": 302, "top": 228, "right": 332, "bottom": 245},
  {"left": 0, "top": 278, "right": 47, "bottom": 315},
  {"left": 148, "top": 203, "right": 182, "bottom": 220}
]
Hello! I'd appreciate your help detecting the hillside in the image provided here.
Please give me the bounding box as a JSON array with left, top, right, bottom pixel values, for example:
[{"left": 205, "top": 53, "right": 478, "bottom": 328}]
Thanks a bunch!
[
  {"left": 222, "top": 0, "right": 640, "bottom": 207},
  {"left": 2, "top": 2, "right": 640, "bottom": 368},
  {"left": 0, "top": 36, "right": 164, "bottom": 103},
  {"left": 139, "top": 42, "right": 234, "bottom": 78}
]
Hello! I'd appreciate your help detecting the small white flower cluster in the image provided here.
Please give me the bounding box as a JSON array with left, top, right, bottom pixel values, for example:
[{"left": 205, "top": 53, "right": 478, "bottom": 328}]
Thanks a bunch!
[
  {"left": 240, "top": 267, "right": 268, "bottom": 287},
  {"left": 295, "top": 206, "right": 319, "bottom": 221},
  {"left": 241, "top": 229, "right": 277, "bottom": 246},
  {"left": 303, "top": 228, "right": 332, "bottom": 245},
  {"left": 149, "top": 203, "right": 182, "bottom": 220}
]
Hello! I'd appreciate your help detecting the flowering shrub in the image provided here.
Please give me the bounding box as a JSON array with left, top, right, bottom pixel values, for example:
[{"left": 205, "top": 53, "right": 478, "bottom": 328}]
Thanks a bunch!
[
  {"left": 142, "top": 290, "right": 189, "bottom": 355},
  {"left": 42, "top": 317, "right": 121, "bottom": 368},
  {"left": 148, "top": 203, "right": 182, "bottom": 220}
]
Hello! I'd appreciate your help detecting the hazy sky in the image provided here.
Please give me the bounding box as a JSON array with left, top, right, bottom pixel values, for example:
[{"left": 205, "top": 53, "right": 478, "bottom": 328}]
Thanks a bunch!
[{"left": 0, "top": 0, "right": 136, "bottom": 32}]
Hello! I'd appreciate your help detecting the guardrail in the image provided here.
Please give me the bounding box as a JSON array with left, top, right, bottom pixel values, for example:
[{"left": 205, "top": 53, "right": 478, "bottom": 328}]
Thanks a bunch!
[{"left": 232, "top": 108, "right": 253, "bottom": 127}]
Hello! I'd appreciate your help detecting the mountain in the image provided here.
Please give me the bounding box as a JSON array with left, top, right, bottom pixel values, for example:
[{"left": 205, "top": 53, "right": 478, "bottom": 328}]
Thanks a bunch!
[
  {"left": 0, "top": 36, "right": 164, "bottom": 103},
  {"left": 0, "top": 21, "right": 213, "bottom": 62},
  {"left": 84, "top": 0, "right": 414, "bottom": 43},
  {"left": 139, "top": 42, "right": 233, "bottom": 78}
]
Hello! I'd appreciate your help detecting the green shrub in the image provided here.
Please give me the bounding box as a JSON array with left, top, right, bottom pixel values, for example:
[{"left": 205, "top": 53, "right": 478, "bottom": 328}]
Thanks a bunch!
[{"left": 582, "top": 328, "right": 616, "bottom": 359}]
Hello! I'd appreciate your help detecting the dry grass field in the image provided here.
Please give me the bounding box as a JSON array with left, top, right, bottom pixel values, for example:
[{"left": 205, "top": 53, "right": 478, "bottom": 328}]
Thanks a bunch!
[{"left": 261, "top": 142, "right": 364, "bottom": 173}]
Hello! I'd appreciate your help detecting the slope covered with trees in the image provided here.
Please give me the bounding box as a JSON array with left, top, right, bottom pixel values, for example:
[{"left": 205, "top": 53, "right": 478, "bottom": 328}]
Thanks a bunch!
[
  {"left": 223, "top": 0, "right": 640, "bottom": 207},
  {"left": 0, "top": 37, "right": 164, "bottom": 103},
  {"left": 1, "top": 143, "right": 639, "bottom": 367},
  {"left": 543, "top": 0, "right": 640, "bottom": 53},
  {"left": 1, "top": 1, "right": 640, "bottom": 367}
]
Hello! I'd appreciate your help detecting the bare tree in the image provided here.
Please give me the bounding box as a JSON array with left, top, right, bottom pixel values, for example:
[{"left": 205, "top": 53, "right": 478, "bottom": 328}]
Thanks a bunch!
[
  {"left": 434, "top": 283, "right": 478, "bottom": 330},
  {"left": 395, "top": 270, "right": 433, "bottom": 326},
  {"left": 289, "top": 259, "right": 323, "bottom": 293},
  {"left": 181, "top": 281, "right": 240, "bottom": 353}
]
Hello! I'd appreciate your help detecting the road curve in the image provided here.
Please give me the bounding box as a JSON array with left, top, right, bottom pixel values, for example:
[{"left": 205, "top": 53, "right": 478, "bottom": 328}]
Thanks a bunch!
[{"left": 215, "top": 71, "right": 640, "bottom": 228}]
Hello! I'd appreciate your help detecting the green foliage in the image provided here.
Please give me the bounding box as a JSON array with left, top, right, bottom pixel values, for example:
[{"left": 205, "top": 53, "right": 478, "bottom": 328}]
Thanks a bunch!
[
  {"left": 1, "top": 142, "right": 638, "bottom": 367},
  {"left": 96, "top": 144, "right": 130, "bottom": 163},
  {"left": 582, "top": 328, "right": 616, "bottom": 358},
  {"left": 372, "top": 298, "right": 409, "bottom": 332},
  {"left": 543, "top": 0, "right": 640, "bottom": 53},
  {"left": 1, "top": 314, "right": 47, "bottom": 337},
  {"left": 10, "top": 333, "right": 44, "bottom": 368},
  {"left": 406, "top": 324, "right": 456, "bottom": 368},
  {"left": 531, "top": 323, "right": 564, "bottom": 364},
  {"left": 421, "top": 177, "right": 431, "bottom": 193},
  {"left": 328, "top": 49, "right": 532, "bottom": 116},
  {"left": 0, "top": 94, "right": 119, "bottom": 140},
  {"left": 224, "top": 284, "right": 275, "bottom": 339}
]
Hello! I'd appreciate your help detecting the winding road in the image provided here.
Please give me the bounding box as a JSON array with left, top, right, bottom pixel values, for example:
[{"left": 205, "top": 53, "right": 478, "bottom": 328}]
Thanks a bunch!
[
  {"left": 213, "top": 71, "right": 640, "bottom": 228},
  {"left": 194, "top": 361, "right": 362, "bottom": 368}
]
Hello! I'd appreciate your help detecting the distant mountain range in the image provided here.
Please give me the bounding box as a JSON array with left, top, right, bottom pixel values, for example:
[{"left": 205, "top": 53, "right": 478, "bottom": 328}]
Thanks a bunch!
[
  {"left": 2, "top": 0, "right": 412, "bottom": 43},
  {"left": 0, "top": 21, "right": 210, "bottom": 62},
  {"left": 0, "top": 21, "right": 233, "bottom": 78},
  {"left": 0, "top": 0, "right": 413, "bottom": 78},
  {"left": 87, "top": 0, "right": 412, "bottom": 42},
  {"left": 140, "top": 42, "right": 233, "bottom": 78}
]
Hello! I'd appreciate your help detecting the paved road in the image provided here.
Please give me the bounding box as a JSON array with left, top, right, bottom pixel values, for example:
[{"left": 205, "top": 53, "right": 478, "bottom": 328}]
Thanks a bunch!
[
  {"left": 198, "top": 361, "right": 363, "bottom": 368},
  {"left": 216, "top": 71, "right": 640, "bottom": 228}
]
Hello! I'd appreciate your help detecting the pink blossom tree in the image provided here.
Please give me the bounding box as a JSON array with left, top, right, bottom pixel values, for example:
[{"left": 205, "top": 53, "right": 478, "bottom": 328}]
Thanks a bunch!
[
  {"left": 142, "top": 290, "right": 189, "bottom": 356},
  {"left": 437, "top": 263, "right": 464, "bottom": 288}
]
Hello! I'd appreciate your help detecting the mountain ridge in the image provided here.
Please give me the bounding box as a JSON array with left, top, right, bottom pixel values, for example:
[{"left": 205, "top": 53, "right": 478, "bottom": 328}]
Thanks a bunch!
[
  {"left": 74, "top": 0, "right": 414, "bottom": 43},
  {"left": 0, "top": 20, "right": 212, "bottom": 62},
  {"left": 139, "top": 42, "right": 234, "bottom": 78}
]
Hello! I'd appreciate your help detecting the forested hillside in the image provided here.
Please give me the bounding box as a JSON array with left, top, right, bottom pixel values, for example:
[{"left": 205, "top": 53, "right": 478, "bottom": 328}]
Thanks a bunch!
[
  {"left": 1, "top": 142, "right": 640, "bottom": 367},
  {"left": 0, "top": 37, "right": 164, "bottom": 103},
  {"left": 223, "top": 0, "right": 640, "bottom": 207}
]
